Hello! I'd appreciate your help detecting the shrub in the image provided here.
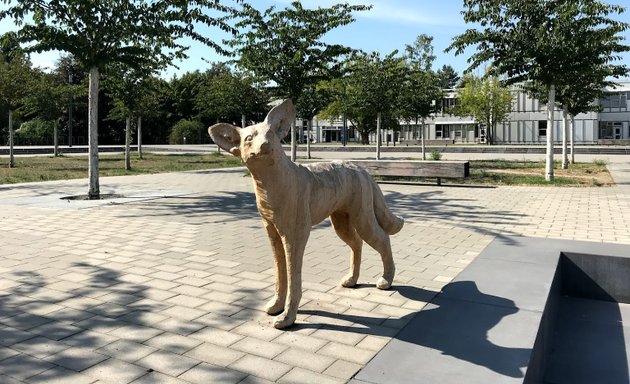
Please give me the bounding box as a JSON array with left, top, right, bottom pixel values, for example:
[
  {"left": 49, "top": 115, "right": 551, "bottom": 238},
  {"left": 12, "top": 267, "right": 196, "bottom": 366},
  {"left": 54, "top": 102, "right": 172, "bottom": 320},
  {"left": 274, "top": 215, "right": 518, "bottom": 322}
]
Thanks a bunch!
[
  {"left": 430, "top": 150, "right": 442, "bottom": 161},
  {"left": 14, "top": 118, "right": 54, "bottom": 145},
  {"left": 169, "top": 119, "right": 203, "bottom": 144}
]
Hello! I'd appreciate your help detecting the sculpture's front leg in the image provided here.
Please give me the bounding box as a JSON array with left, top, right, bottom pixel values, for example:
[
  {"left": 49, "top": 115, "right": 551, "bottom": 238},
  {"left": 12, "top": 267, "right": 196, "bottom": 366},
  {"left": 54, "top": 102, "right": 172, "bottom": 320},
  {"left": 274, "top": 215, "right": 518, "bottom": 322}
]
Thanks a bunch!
[
  {"left": 273, "top": 226, "right": 310, "bottom": 329},
  {"left": 263, "top": 220, "right": 287, "bottom": 315}
]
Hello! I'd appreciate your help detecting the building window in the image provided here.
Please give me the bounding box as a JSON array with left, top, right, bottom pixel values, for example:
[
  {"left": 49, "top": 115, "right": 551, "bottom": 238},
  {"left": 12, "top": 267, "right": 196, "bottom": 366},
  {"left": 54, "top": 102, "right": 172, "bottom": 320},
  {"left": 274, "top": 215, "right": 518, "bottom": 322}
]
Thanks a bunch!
[
  {"left": 436, "top": 124, "right": 450, "bottom": 138},
  {"left": 440, "top": 98, "right": 458, "bottom": 113},
  {"left": 538, "top": 120, "right": 547, "bottom": 137},
  {"left": 600, "top": 92, "right": 628, "bottom": 110},
  {"left": 599, "top": 121, "right": 622, "bottom": 139}
]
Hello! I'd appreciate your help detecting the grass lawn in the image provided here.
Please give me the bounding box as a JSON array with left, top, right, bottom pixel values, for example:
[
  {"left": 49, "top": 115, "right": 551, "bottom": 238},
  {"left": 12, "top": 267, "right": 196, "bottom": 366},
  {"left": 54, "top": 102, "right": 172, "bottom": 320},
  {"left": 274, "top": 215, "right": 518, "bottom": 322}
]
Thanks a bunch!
[
  {"left": 0, "top": 152, "right": 243, "bottom": 185},
  {"left": 466, "top": 159, "right": 613, "bottom": 186},
  {"left": 380, "top": 159, "right": 613, "bottom": 186},
  {"left": 0, "top": 153, "right": 613, "bottom": 187}
]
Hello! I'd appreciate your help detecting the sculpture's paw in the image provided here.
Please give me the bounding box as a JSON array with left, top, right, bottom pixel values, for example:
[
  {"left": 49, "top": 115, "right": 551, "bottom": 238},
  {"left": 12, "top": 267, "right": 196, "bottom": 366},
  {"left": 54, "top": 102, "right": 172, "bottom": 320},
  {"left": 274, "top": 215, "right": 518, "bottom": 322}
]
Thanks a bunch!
[
  {"left": 264, "top": 297, "right": 285, "bottom": 315},
  {"left": 273, "top": 311, "right": 296, "bottom": 329},
  {"left": 376, "top": 276, "right": 393, "bottom": 290},
  {"left": 341, "top": 273, "right": 358, "bottom": 288}
]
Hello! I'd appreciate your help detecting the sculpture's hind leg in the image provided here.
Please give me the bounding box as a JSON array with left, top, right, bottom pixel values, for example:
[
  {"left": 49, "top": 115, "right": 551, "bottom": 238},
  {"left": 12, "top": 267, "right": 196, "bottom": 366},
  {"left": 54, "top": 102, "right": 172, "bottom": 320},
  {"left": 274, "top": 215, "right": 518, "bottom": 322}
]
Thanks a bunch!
[
  {"left": 352, "top": 211, "right": 395, "bottom": 290},
  {"left": 331, "top": 211, "right": 363, "bottom": 288}
]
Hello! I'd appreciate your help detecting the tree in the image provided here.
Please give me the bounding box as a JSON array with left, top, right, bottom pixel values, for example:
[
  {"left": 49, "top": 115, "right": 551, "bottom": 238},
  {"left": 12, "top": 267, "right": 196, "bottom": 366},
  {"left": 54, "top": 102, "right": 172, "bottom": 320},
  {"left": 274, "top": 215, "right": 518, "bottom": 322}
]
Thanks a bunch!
[
  {"left": 437, "top": 64, "right": 460, "bottom": 89},
  {"left": 22, "top": 69, "right": 84, "bottom": 156},
  {"left": 1, "top": 0, "right": 238, "bottom": 198},
  {"left": 319, "top": 51, "right": 406, "bottom": 154},
  {"left": 400, "top": 35, "right": 443, "bottom": 159},
  {"left": 296, "top": 83, "right": 332, "bottom": 159},
  {"left": 455, "top": 73, "right": 512, "bottom": 145},
  {"left": 0, "top": 35, "right": 33, "bottom": 168},
  {"left": 195, "top": 64, "right": 268, "bottom": 128},
  {"left": 448, "top": 0, "right": 629, "bottom": 181},
  {"left": 228, "top": 1, "right": 369, "bottom": 161},
  {"left": 104, "top": 65, "right": 154, "bottom": 170}
]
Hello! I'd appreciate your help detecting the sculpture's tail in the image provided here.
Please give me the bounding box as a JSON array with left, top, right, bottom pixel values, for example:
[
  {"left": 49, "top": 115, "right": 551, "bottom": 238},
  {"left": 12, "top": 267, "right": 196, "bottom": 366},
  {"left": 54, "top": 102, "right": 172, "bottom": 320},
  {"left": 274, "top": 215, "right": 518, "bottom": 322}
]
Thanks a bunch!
[{"left": 372, "top": 180, "right": 404, "bottom": 235}]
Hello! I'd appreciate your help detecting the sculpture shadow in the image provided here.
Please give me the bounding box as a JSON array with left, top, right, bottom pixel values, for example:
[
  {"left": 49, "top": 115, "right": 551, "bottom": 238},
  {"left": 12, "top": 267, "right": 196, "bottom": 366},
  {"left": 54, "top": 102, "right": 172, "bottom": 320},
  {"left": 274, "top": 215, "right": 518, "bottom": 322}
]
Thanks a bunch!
[{"left": 299, "top": 281, "right": 531, "bottom": 378}]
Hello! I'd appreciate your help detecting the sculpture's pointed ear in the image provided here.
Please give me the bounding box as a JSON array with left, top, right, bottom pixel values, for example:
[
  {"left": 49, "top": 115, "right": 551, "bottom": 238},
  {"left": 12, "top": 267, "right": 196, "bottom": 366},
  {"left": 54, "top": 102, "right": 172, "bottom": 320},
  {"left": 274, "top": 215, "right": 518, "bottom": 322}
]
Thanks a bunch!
[
  {"left": 264, "top": 99, "right": 295, "bottom": 138},
  {"left": 208, "top": 123, "right": 241, "bottom": 157}
]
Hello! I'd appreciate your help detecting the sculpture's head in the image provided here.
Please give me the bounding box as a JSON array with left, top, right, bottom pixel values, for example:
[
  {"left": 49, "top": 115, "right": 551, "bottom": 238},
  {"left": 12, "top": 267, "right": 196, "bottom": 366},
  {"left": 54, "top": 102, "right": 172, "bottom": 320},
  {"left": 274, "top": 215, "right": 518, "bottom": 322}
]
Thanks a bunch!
[{"left": 208, "top": 99, "right": 294, "bottom": 167}]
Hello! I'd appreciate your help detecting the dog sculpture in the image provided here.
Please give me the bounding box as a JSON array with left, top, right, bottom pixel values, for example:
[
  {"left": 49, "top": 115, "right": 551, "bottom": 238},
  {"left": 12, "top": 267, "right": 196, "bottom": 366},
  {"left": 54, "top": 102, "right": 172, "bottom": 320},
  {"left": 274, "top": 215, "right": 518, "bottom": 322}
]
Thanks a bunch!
[{"left": 209, "top": 99, "right": 403, "bottom": 329}]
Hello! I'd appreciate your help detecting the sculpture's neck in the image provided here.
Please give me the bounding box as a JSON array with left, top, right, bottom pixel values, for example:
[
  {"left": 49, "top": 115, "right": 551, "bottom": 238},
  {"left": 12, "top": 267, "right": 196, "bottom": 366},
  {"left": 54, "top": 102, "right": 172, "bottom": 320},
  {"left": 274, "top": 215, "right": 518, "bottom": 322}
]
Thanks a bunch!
[{"left": 248, "top": 154, "right": 297, "bottom": 188}]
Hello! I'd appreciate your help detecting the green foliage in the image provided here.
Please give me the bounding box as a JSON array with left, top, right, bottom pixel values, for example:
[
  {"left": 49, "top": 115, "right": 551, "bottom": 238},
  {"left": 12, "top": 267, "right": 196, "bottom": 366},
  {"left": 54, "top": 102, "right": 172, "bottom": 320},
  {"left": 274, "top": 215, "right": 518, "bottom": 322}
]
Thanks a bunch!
[
  {"left": 228, "top": 1, "right": 370, "bottom": 101},
  {"left": 14, "top": 118, "right": 53, "bottom": 145},
  {"left": 430, "top": 150, "right": 442, "bottom": 161},
  {"left": 455, "top": 73, "right": 512, "bottom": 144},
  {"left": 295, "top": 83, "right": 332, "bottom": 121},
  {"left": 0, "top": 50, "right": 34, "bottom": 110},
  {"left": 195, "top": 63, "right": 268, "bottom": 125},
  {"left": 0, "top": 0, "right": 238, "bottom": 72},
  {"left": 437, "top": 65, "right": 460, "bottom": 89},
  {"left": 448, "top": 0, "right": 629, "bottom": 88},
  {"left": 319, "top": 51, "right": 407, "bottom": 144},
  {"left": 404, "top": 34, "right": 436, "bottom": 71},
  {"left": 169, "top": 119, "right": 203, "bottom": 144}
]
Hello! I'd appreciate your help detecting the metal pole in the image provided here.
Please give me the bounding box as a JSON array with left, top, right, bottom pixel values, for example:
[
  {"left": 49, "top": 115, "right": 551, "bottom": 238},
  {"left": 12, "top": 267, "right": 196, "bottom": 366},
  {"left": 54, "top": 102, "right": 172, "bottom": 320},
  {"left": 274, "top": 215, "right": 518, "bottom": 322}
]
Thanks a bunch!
[
  {"left": 376, "top": 112, "right": 381, "bottom": 160},
  {"left": 68, "top": 73, "right": 73, "bottom": 147}
]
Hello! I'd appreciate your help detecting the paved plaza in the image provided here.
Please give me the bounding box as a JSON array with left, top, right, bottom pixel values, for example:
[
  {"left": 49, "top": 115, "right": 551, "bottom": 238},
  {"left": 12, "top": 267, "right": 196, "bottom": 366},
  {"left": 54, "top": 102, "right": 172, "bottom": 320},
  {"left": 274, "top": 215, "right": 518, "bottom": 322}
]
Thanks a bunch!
[{"left": 1, "top": 155, "right": 630, "bottom": 383}]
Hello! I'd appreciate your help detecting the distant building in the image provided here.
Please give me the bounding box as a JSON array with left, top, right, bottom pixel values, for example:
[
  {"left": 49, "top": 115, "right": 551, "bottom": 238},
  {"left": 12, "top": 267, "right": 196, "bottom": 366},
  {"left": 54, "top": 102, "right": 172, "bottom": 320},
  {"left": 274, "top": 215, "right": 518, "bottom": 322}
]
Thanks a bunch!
[{"left": 302, "top": 82, "right": 630, "bottom": 145}]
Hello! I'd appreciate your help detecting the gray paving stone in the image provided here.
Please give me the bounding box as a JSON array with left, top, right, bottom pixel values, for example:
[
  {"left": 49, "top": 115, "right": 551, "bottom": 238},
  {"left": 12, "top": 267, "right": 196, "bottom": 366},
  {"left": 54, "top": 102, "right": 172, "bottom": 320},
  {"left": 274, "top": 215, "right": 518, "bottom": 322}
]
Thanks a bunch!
[
  {"left": 26, "top": 365, "right": 97, "bottom": 384},
  {"left": 144, "top": 332, "right": 203, "bottom": 354},
  {"left": 0, "top": 326, "right": 35, "bottom": 347},
  {"left": 44, "top": 347, "right": 109, "bottom": 372},
  {"left": 278, "top": 367, "right": 345, "bottom": 384},
  {"left": 136, "top": 350, "right": 200, "bottom": 377},
  {"left": 0, "top": 353, "right": 55, "bottom": 381},
  {"left": 82, "top": 357, "right": 147, "bottom": 384},
  {"left": 178, "top": 362, "right": 247, "bottom": 384},
  {"left": 0, "top": 347, "right": 19, "bottom": 362},
  {"left": 184, "top": 342, "right": 245, "bottom": 367},
  {"left": 130, "top": 371, "right": 189, "bottom": 384},
  {"left": 11, "top": 336, "right": 70, "bottom": 359},
  {"left": 229, "top": 355, "right": 292, "bottom": 382},
  {"left": 97, "top": 340, "right": 157, "bottom": 363}
]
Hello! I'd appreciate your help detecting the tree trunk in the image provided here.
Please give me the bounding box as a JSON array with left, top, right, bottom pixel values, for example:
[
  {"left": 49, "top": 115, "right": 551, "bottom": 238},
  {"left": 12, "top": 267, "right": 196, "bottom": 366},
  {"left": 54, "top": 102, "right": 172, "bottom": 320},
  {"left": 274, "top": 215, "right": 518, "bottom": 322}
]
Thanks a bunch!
[
  {"left": 307, "top": 119, "right": 312, "bottom": 160},
  {"left": 68, "top": 95, "right": 73, "bottom": 147},
  {"left": 53, "top": 119, "right": 59, "bottom": 157},
  {"left": 241, "top": 114, "right": 246, "bottom": 129},
  {"left": 562, "top": 106, "right": 568, "bottom": 169},
  {"left": 88, "top": 67, "right": 100, "bottom": 199},
  {"left": 137, "top": 116, "right": 143, "bottom": 160},
  {"left": 421, "top": 116, "right": 426, "bottom": 160},
  {"left": 125, "top": 116, "right": 131, "bottom": 171},
  {"left": 570, "top": 115, "right": 575, "bottom": 165},
  {"left": 545, "top": 85, "right": 555, "bottom": 181},
  {"left": 376, "top": 112, "right": 381, "bottom": 160},
  {"left": 8, "top": 109, "right": 14, "bottom": 168}
]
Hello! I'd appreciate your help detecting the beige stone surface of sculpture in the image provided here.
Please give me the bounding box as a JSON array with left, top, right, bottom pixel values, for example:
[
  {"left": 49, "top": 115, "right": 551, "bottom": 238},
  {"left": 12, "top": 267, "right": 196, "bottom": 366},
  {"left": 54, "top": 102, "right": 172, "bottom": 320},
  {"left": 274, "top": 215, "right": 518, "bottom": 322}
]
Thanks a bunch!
[{"left": 209, "top": 99, "right": 403, "bottom": 329}]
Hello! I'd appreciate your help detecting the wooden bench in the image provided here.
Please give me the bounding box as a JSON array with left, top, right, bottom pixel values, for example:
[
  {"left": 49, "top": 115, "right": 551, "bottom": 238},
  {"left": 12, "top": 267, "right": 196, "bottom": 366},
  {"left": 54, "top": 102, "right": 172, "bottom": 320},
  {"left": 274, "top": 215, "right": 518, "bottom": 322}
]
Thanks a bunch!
[{"left": 348, "top": 160, "right": 470, "bottom": 185}]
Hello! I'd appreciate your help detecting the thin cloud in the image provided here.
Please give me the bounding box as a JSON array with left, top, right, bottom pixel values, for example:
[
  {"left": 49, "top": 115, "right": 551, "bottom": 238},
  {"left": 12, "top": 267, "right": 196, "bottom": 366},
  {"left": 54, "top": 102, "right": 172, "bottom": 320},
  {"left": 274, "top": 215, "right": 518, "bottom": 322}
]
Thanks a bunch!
[{"left": 269, "top": 0, "right": 462, "bottom": 27}]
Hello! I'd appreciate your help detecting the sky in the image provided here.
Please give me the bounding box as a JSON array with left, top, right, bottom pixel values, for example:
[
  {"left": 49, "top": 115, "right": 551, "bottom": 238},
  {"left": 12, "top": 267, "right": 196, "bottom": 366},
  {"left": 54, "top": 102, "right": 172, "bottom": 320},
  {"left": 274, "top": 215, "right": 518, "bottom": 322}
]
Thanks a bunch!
[{"left": 1, "top": 0, "right": 629, "bottom": 80}]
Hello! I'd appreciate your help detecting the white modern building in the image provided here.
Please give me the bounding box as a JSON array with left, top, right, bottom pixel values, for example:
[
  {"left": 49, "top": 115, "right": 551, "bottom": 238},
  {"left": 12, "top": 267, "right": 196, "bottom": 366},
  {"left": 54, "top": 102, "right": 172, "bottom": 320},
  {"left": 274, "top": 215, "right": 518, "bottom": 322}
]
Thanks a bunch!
[{"left": 305, "top": 82, "right": 630, "bottom": 145}]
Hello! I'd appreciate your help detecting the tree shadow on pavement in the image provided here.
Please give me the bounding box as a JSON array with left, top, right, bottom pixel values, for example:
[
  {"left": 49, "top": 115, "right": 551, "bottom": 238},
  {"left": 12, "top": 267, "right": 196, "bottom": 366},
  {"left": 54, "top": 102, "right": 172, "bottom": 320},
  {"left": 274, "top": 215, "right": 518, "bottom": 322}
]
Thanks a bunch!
[{"left": 384, "top": 189, "right": 528, "bottom": 246}]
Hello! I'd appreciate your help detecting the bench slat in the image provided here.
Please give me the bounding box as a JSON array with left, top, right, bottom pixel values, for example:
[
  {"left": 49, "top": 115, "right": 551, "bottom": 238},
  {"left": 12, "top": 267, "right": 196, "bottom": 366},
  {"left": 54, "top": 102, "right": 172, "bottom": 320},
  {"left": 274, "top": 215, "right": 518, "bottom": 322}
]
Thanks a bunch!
[{"left": 349, "top": 160, "right": 469, "bottom": 178}]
